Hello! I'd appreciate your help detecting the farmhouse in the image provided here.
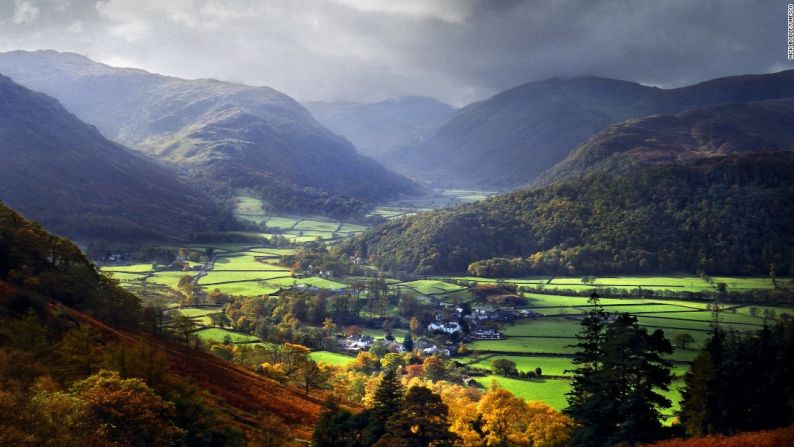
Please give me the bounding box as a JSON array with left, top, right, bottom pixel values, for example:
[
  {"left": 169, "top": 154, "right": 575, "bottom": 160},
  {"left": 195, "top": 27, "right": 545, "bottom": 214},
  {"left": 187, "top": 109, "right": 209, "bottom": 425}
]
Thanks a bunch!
[
  {"left": 428, "top": 321, "right": 462, "bottom": 335},
  {"left": 338, "top": 334, "right": 374, "bottom": 351}
]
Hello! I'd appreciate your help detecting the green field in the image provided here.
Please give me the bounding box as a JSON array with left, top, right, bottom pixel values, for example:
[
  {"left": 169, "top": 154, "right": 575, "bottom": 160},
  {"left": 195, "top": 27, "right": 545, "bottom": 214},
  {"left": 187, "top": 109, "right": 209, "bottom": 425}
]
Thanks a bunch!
[
  {"left": 102, "top": 263, "right": 154, "bottom": 273},
  {"left": 204, "top": 282, "right": 281, "bottom": 296},
  {"left": 146, "top": 271, "right": 192, "bottom": 289},
  {"left": 480, "top": 375, "right": 571, "bottom": 410},
  {"left": 199, "top": 271, "right": 290, "bottom": 284},
  {"left": 500, "top": 318, "right": 581, "bottom": 338},
  {"left": 399, "top": 279, "right": 468, "bottom": 295},
  {"left": 468, "top": 337, "right": 577, "bottom": 354},
  {"left": 468, "top": 355, "right": 574, "bottom": 376},
  {"left": 310, "top": 351, "right": 356, "bottom": 367},
  {"left": 196, "top": 328, "right": 260, "bottom": 343},
  {"left": 107, "top": 272, "right": 149, "bottom": 282},
  {"left": 178, "top": 307, "right": 221, "bottom": 325}
]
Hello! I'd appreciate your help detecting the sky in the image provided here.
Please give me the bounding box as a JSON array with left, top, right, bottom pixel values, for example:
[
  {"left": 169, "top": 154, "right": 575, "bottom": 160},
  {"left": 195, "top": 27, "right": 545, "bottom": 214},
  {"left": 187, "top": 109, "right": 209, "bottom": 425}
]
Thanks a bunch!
[{"left": 0, "top": 0, "right": 791, "bottom": 106}]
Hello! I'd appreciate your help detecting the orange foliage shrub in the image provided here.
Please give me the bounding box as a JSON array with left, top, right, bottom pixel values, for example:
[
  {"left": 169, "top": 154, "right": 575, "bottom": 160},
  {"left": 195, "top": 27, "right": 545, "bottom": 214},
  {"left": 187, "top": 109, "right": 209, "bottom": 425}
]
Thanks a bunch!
[{"left": 641, "top": 425, "right": 794, "bottom": 447}]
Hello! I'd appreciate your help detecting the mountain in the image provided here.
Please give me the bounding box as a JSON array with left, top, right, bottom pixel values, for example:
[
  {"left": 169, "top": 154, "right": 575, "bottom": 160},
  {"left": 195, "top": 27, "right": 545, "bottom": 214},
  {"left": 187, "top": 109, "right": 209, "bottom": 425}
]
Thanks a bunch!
[
  {"left": 0, "top": 200, "right": 322, "bottom": 441},
  {"left": 0, "top": 50, "right": 419, "bottom": 216},
  {"left": 305, "top": 96, "right": 455, "bottom": 159},
  {"left": 342, "top": 151, "right": 794, "bottom": 276},
  {"left": 391, "top": 70, "right": 794, "bottom": 188},
  {"left": 533, "top": 99, "right": 794, "bottom": 186},
  {"left": 0, "top": 73, "right": 228, "bottom": 242}
]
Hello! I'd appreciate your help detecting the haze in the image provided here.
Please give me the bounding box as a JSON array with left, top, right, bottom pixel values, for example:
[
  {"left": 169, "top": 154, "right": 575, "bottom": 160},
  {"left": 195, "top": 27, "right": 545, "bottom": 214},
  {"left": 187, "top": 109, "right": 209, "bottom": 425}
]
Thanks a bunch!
[{"left": 0, "top": 0, "right": 788, "bottom": 106}]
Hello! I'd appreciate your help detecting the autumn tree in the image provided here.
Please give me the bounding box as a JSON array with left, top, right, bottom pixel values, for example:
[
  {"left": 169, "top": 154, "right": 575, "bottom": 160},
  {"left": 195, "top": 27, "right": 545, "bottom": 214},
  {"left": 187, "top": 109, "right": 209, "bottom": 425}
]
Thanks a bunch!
[
  {"left": 72, "top": 370, "right": 183, "bottom": 447},
  {"left": 299, "top": 359, "right": 330, "bottom": 396},
  {"left": 375, "top": 386, "right": 459, "bottom": 447}
]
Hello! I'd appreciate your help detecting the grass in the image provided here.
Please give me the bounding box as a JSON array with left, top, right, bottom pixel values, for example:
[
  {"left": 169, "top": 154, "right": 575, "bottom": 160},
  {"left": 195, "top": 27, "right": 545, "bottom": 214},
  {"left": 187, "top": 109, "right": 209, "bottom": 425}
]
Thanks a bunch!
[
  {"left": 467, "top": 355, "right": 575, "bottom": 376},
  {"left": 468, "top": 337, "right": 577, "bottom": 354},
  {"left": 146, "top": 271, "right": 192, "bottom": 289},
  {"left": 199, "top": 271, "right": 290, "bottom": 284},
  {"left": 480, "top": 375, "right": 571, "bottom": 410},
  {"left": 203, "top": 282, "right": 280, "bottom": 296},
  {"left": 178, "top": 307, "right": 222, "bottom": 318},
  {"left": 399, "top": 280, "right": 468, "bottom": 295},
  {"left": 195, "top": 328, "right": 260, "bottom": 343},
  {"left": 264, "top": 217, "right": 302, "bottom": 229},
  {"left": 102, "top": 263, "right": 154, "bottom": 273},
  {"left": 107, "top": 272, "right": 149, "bottom": 282},
  {"left": 212, "top": 255, "right": 290, "bottom": 271},
  {"left": 262, "top": 276, "right": 346, "bottom": 289},
  {"left": 501, "top": 318, "right": 581, "bottom": 338},
  {"left": 292, "top": 219, "right": 341, "bottom": 232},
  {"left": 310, "top": 351, "right": 355, "bottom": 367}
]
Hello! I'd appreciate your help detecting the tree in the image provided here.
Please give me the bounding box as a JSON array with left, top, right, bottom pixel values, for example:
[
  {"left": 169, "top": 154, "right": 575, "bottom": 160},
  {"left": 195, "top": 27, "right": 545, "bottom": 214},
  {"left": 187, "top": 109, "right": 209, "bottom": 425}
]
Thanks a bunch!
[
  {"left": 403, "top": 333, "right": 414, "bottom": 353},
  {"left": 209, "top": 312, "right": 230, "bottom": 328},
  {"left": 72, "top": 370, "right": 183, "bottom": 447},
  {"left": 375, "top": 386, "right": 459, "bottom": 447},
  {"left": 409, "top": 316, "right": 422, "bottom": 335},
  {"left": 423, "top": 356, "right": 447, "bottom": 382},
  {"left": 313, "top": 400, "right": 371, "bottom": 447},
  {"left": 171, "top": 314, "right": 198, "bottom": 350},
  {"left": 566, "top": 299, "right": 674, "bottom": 446},
  {"left": 365, "top": 370, "right": 404, "bottom": 445},
  {"left": 491, "top": 358, "right": 518, "bottom": 377},
  {"left": 673, "top": 333, "right": 696, "bottom": 350},
  {"left": 299, "top": 359, "right": 330, "bottom": 396},
  {"left": 381, "top": 353, "right": 406, "bottom": 374}
]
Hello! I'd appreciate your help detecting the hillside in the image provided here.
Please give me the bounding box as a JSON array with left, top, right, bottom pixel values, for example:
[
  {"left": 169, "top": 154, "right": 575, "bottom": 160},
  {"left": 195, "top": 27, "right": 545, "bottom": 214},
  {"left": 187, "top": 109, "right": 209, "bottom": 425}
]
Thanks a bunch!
[
  {"left": 0, "top": 74, "right": 228, "bottom": 242},
  {"left": 0, "top": 50, "right": 419, "bottom": 216},
  {"left": 305, "top": 96, "right": 455, "bottom": 160},
  {"left": 342, "top": 152, "right": 794, "bottom": 276},
  {"left": 533, "top": 99, "right": 794, "bottom": 186},
  {"left": 391, "top": 70, "right": 794, "bottom": 188},
  {"left": 0, "top": 200, "right": 322, "bottom": 442}
]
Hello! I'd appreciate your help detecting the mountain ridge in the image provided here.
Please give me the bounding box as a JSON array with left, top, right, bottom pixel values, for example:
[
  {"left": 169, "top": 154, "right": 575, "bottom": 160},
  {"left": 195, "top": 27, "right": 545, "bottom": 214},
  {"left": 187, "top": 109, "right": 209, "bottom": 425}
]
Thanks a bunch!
[
  {"left": 0, "top": 50, "right": 420, "bottom": 216},
  {"left": 391, "top": 70, "right": 794, "bottom": 188},
  {"left": 0, "top": 73, "right": 229, "bottom": 242}
]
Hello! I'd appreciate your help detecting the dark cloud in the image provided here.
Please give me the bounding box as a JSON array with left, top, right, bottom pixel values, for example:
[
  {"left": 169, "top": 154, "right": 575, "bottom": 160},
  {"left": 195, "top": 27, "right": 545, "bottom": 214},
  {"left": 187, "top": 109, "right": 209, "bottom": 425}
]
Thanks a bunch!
[{"left": 0, "top": 0, "right": 790, "bottom": 106}]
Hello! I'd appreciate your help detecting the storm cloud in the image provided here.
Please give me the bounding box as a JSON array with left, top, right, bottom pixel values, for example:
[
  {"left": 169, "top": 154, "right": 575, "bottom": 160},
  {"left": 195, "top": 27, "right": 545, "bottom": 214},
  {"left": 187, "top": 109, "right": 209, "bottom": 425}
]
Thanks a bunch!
[{"left": 0, "top": 0, "right": 790, "bottom": 105}]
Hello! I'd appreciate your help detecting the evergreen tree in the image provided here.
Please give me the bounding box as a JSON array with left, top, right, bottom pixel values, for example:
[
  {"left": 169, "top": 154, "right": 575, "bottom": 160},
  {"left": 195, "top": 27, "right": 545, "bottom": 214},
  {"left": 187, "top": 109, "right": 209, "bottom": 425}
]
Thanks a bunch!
[
  {"left": 363, "top": 370, "right": 404, "bottom": 445},
  {"left": 374, "top": 387, "right": 459, "bottom": 447},
  {"left": 566, "top": 295, "right": 674, "bottom": 446},
  {"left": 403, "top": 333, "right": 414, "bottom": 353},
  {"left": 679, "top": 321, "right": 794, "bottom": 436},
  {"left": 313, "top": 401, "right": 370, "bottom": 447}
]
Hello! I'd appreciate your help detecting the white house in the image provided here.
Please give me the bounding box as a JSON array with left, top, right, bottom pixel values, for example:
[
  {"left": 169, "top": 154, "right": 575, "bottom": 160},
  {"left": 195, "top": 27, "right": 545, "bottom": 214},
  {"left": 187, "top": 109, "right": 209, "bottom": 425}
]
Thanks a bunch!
[{"left": 427, "top": 321, "right": 462, "bottom": 335}]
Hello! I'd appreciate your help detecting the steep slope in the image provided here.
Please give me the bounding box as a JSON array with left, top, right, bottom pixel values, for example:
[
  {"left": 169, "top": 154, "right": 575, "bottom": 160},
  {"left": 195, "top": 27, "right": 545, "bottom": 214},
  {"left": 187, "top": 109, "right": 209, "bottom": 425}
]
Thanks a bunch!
[
  {"left": 0, "top": 50, "right": 419, "bottom": 215},
  {"left": 393, "top": 70, "right": 794, "bottom": 188},
  {"left": 305, "top": 96, "right": 455, "bottom": 159},
  {"left": 0, "top": 74, "right": 227, "bottom": 242},
  {"left": 342, "top": 152, "right": 794, "bottom": 276},
  {"left": 534, "top": 99, "right": 794, "bottom": 186},
  {"left": 0, "top": 201, "right": 322, "bottom": 440}
]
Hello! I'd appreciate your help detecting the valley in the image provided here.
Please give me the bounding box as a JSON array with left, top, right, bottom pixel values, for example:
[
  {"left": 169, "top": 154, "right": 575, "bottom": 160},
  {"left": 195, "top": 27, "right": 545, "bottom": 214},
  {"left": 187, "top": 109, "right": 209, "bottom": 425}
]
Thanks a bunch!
[
  {"left": 99, "top": 193, "right": 793, "bottom": 424},
  {"left": 2, "top": 10, "right": 793, "bottom": 444}
]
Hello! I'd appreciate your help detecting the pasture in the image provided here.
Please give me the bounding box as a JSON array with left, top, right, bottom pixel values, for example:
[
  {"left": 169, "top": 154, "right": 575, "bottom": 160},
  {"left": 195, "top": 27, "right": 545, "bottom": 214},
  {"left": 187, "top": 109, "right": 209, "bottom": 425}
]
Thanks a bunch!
[
  {"left": 196, "top": 328, "right": 261, "bottom": 343},
  {"left": 310, "top": 351, "right": 355, "bottom": 367}
]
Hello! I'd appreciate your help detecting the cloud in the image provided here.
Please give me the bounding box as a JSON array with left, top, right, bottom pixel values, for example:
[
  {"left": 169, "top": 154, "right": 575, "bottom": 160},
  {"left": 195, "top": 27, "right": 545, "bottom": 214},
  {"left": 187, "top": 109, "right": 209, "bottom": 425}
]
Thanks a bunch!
[
  {"left": 0, "top": 0, "right": 790, "bottom": 106},
  {"left": 13, "top": 0, "right": 39, "bottom": 24}
]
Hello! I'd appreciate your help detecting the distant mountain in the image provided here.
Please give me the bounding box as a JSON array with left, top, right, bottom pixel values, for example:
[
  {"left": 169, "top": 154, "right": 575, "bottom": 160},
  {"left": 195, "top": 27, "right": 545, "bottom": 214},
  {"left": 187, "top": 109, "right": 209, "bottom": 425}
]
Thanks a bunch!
[
  {"left": 534, "top": 99, "right": 794, "bottom": 186},
  {"left": 0, "top": 73, "right": 227, "bottom": 242},
  {"left": 392, "top": 71, "right": 794, "bottom": 188},
  {"left": 343, "top": 152, "right": 794, "bottom": 276},
  {"left": 0, "top": 50, "right": 419, "bottom": 216},
  {"left": 305, "top": 96, "right": 455, "bottom": 159}
]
